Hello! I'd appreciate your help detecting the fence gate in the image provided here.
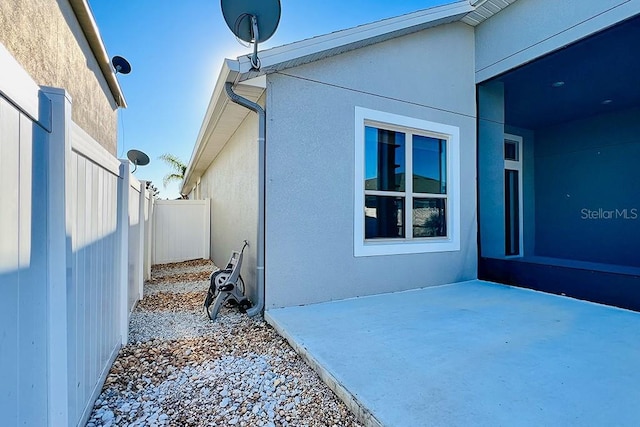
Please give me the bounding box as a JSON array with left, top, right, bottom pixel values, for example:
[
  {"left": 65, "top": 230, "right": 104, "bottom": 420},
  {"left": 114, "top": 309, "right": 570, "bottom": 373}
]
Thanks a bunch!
[{"left": 153, "top": 199, "right": 210, "bottom": 264}]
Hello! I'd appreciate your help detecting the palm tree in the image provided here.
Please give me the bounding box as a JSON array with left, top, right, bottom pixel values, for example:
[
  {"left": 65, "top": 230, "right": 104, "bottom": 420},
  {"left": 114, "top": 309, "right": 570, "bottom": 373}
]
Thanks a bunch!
[{"left": 159, "top": 153, "right": 187, "bottom": 188}]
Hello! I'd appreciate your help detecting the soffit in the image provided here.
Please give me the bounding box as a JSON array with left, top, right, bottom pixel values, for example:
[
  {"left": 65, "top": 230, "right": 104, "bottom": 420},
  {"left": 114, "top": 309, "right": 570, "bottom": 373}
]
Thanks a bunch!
[
  {"left": 182, "top": 83, "right": 264, "bottom": 194},
  {"left": 461, "top": 0, "right": 519, "bottom": 26}
]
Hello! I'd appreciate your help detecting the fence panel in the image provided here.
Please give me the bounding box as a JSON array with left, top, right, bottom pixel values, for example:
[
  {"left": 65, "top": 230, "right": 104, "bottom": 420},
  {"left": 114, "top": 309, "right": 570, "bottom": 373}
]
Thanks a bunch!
[
  {"left": 153, "top": 199, "right": 210, "bottom": 264},
  {"left": 0, "top": 96, "right": 49, "bottom": 426},
  {"left": 128, "top": 176, "right": 142, "bottom": 313},
  {"left": 68, "top": 122, "right": 122, "bottom": 425},
  {"left": 1, "top": 41, "right": 153, "bottom": 427},
  {"left": 143, "top": 192, "right": 153, "bottom": 280}
]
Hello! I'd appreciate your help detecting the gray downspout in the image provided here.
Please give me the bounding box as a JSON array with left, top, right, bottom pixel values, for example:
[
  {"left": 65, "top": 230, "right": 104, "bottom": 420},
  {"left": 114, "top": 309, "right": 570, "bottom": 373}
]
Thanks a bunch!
[{"left": 224, "top": 81, "right": 265, "bottom": 317}]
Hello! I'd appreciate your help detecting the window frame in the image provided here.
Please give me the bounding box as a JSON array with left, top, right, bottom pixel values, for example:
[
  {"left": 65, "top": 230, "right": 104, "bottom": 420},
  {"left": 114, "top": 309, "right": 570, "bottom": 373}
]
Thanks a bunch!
[
  {"left": 354, "top": 107, "right": 461, "bottom": 257},
  {"left": 504, "top": 133, "right": 524, "bottom": 257}
]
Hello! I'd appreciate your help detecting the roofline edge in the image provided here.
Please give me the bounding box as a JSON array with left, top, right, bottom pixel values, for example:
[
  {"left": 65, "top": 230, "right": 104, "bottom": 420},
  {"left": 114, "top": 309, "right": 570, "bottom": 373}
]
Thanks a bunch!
[{"left": 68, "top": 0, "right": 127, "bottom": 108}]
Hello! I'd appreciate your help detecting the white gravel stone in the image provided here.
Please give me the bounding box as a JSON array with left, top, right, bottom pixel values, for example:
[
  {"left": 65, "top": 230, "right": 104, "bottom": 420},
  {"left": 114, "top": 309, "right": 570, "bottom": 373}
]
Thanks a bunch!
[
  {"left": 144, "top": 280, "right": 209, "bottom": 295},
  {"left": 151, "top": 263, "right": 213, "bottom": 279},
  {"left": 127, "top": 309, "right": 247, "bottom": 343},
  {"left": 87, "top": 260, "right": 362, "bottom": 427}
]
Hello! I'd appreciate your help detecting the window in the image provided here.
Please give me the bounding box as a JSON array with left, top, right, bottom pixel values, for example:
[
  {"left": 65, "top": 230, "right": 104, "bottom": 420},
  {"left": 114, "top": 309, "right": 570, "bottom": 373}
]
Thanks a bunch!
[
  {"left": 504, "top": 134, "right": 523, "bottom": 256},
  {"left": 355, "top": 107, "right": 460, "bottom": 256}
]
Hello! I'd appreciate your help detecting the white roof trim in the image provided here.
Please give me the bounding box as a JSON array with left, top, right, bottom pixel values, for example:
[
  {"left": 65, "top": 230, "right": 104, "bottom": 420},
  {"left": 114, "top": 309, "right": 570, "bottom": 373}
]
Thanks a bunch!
[
  {"left": 462, "top": 0, "right": 519, "bottom": 26},
  {"left": 234, "top": 1, "right": 475, "bottom": 82},
  {"left": 69, "top": 0, "right": 127, "bottom": 107},
  {"left": 183, "top": 0, "right": 522, "bottom": 194}
]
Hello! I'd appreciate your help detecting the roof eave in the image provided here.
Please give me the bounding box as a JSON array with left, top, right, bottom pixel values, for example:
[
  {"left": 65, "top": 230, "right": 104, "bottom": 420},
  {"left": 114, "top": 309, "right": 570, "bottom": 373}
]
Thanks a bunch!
[
  {"left": 182, "top": 0, "right": 522, "bottom": 194},
  {"left": 234, "top": 0, "right": 475, "bottom": 82},
  {"left": 182, "top": 59, "right": 247, "bottom": 194},
  {"left": 68, "top": 0, "right": 127, "bottom": 108},
  {"left": 461, "top": 0, "right": 520, "bottom": 26}
]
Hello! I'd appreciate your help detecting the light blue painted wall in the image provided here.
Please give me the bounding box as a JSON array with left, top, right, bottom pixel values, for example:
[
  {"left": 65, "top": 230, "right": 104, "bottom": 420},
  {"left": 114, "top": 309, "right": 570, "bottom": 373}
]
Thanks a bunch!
[
  {"left": 534, "top": 107, "right": 640, "bottom": 267},
  {"left": 265, "top": 22, "right": 477, "bottom": 308},
  {"left": 477, "top": 82, "right": 505, "bottom": 258},
  {"left": 475, "top": 0, "right": 639, "bottom": 82}
]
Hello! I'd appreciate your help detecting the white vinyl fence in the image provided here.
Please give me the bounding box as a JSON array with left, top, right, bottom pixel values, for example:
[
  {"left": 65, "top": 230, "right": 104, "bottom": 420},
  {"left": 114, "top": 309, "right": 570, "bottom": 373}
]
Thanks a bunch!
[
  {"left": 153, "top": 199, "right": 210, "bottom": 264},
  {"left": 0, "top": 66, "right": 50, "bottom": 427},
  {"left": 0, "top": 43, "right": 153, "bottom": 427}
]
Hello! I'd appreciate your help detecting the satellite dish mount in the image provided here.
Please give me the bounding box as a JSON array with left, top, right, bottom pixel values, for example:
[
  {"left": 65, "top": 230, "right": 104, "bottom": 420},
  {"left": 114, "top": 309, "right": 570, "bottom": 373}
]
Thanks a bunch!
[
  {"left": 127, "top": 149, "right": 150, "bottom": 173},
  {"left": 248, "top": 14, "right": 260, "bottom": 69},
  {"left": 221, "top": 0, "right": 281, "bottom": 70},
  {"left": 111, "top": 56, "right": 132, "bottom": 75}
]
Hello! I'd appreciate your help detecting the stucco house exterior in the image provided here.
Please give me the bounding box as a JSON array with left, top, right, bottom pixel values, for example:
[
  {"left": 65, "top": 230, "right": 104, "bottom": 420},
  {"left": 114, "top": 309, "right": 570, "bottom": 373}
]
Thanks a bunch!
[
  {"left": 183, "top": 0, "right": 640, "bottom": 312},
  {"left": 0, "top": 0, "right": 125, "bottom": 153}
]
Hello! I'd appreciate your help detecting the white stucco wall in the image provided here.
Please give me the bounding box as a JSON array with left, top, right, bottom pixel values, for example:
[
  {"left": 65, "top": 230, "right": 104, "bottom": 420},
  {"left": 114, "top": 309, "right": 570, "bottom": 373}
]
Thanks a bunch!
[
  {"left": 198, "top": 106, "right": 259, "bottom": 298},
  {"left": 475, "top": 0, "right": 640, "bottom": 82},
  {"left": 265, "top": 22, "right": 478, "bottom": 308}
]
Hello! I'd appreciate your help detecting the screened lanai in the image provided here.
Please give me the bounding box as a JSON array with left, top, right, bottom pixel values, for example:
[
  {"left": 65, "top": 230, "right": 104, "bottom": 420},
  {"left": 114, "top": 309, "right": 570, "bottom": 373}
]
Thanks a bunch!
[{"left": 477, "top": 15, "right": 640, "bottom": 310}]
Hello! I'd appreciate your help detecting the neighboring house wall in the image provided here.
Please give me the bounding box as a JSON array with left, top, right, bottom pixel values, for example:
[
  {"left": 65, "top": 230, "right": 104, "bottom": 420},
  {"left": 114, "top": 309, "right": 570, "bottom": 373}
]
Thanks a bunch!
[
  {"left": 0, "top": 0, "right": 119, "bottom": 153},
  {"left": 265, "top": 22, "right": 477, "bottom": 308},
  {"left": 474, "top": 0, "right": 640, "bottom": 82},
  {"left": 198, "top": 107, "right": 260, "bottom": 296}
]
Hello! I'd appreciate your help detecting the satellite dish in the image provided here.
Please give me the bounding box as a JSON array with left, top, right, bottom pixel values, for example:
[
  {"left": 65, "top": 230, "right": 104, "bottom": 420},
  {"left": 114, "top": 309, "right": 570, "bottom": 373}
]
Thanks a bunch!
[
  {"left": 127, "top": 149, "right": 149, "bottom": 172},
  {"left": 221, "top": 0, "right": 281, "bottom": 69},
  {"left": 112, "top": 56, "right": 132, "bottom": 75}
]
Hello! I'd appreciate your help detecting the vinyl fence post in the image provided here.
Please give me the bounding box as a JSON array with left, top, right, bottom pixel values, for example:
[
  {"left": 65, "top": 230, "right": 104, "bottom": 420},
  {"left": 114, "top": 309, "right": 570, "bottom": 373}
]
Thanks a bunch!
[
  {"left": 117, "top": 160, "right": 130, "bottom": 345},
  {"left": 41, "top": 86, "right": 72, "bottom": 427},
  {"left": 146, "top": 193, "right": 154, "bottom": 279},
  {"left": 204, "top": 198, "right": 211, "bottom": 260},
  {"left": 138, "top": 181, "right": 146, "bottom": 300}
]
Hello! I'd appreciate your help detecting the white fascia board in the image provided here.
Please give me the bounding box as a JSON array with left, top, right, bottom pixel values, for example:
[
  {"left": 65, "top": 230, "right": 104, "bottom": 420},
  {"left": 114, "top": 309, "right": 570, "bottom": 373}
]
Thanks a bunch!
[
  {"left": 234, "top": 0, "right": 475, "bottom": 81},
  {"left": 69, "top": 0, "right": 127, "bottom": 107}
]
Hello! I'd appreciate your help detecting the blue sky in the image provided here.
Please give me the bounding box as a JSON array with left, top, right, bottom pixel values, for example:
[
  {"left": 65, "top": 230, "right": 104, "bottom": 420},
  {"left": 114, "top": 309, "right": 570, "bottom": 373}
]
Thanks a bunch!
[{"left": 90, "top": 0, "right": 453, "bottom": 198}]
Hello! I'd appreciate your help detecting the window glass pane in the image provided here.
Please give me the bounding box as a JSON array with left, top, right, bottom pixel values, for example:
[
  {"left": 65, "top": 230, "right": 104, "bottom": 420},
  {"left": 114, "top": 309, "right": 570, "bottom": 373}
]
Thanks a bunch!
[
  {"left": 504, "top": 140, "right": 518, "bottom": 161},
  {"left": 365, "top": 126, "right": 406, "bottom": 191},
  {"left": 365, "top": 195, "right": 405, "bottom": 239},
  {"left": 413, "top": 135, "right": 446, "bottom": 194},
  {"left": 413, "top": 198, "right": 446, "bottom": 238},
  {"left": 505, "top": 169, "right": 520, "bottom": 255}
]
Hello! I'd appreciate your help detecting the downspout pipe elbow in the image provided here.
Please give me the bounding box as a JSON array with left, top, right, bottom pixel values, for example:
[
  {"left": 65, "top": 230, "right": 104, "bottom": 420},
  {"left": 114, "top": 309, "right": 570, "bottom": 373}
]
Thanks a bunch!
[{"left": 224, "top": 82, "right": 266, "bottom": 318}]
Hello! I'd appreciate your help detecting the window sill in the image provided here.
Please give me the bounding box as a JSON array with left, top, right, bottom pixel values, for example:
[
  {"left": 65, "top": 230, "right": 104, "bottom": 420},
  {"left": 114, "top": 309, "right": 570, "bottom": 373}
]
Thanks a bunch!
[{"left": 354, "top": 238, "right": 460, "bottom": 257}]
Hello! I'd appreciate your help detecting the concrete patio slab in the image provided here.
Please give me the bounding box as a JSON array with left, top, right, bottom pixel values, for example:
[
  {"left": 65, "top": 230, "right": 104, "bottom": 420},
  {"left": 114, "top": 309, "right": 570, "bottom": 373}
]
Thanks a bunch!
[{"left": 265, "top": 280, "right": 640, "bottom": 427}]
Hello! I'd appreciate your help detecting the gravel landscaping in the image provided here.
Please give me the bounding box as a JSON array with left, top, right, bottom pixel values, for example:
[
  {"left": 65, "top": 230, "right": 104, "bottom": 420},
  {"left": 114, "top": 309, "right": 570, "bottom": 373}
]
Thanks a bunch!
[{"left": 87, "top": 259, "right": 362, "bottom": 427}]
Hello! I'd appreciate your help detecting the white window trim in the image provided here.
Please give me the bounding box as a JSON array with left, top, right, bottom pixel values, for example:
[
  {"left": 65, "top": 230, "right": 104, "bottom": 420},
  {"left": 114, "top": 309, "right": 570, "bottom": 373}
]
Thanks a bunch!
[{"left": 354, "top": 107, "right": 460, "bottom": 257}]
